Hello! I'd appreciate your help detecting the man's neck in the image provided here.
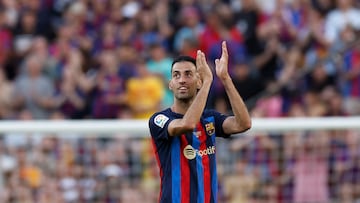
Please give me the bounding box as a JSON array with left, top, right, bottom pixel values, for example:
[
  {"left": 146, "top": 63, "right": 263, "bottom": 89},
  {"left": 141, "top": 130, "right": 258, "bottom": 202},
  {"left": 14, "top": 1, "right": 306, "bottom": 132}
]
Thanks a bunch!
[{"left": 171, "top": 99, "right": 192, "bottom": 115}]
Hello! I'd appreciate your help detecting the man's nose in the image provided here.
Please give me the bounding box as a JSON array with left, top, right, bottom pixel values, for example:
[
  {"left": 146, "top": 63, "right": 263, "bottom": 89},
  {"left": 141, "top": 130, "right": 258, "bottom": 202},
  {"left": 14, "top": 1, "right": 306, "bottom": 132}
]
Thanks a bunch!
[{"left": 178, "top": 75, "right": 186, "bottom": 83}]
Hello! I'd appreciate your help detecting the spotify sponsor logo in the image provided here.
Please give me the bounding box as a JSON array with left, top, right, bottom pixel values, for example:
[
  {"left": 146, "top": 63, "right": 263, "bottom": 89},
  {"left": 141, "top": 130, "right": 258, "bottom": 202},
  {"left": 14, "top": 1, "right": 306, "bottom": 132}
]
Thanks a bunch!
[{"left": 183, "top": 145, "right": 216, "bottom": 160}]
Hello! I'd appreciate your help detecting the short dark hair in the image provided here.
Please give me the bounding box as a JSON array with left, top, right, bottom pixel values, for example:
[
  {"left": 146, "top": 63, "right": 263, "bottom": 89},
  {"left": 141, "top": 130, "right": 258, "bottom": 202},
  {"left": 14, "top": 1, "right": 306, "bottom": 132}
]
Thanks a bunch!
[{"left": 171, "top": 55, "right": 196, "bottom": 72}]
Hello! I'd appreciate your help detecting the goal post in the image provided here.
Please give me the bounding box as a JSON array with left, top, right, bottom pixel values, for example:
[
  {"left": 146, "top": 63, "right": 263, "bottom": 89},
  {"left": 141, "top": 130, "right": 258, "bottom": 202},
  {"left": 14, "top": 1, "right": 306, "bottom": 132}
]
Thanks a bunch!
[{"left": 0, "top": 116, "right": 359, "bottom": 135}]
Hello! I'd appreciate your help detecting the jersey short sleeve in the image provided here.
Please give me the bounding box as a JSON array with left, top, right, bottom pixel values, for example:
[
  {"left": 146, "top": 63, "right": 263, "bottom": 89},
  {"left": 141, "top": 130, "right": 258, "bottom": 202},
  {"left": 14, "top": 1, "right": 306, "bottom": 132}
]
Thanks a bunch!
[
  {"left": 204, "top": 109, "right": 231, "bottom": 138},
  {"left": 149, "top": 111, "right": 174, "bottom": 141}
]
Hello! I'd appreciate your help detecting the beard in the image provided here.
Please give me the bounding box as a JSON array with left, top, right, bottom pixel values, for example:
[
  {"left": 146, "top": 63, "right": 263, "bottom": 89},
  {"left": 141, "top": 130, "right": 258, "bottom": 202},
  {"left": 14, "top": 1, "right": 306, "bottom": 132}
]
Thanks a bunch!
[{"left": 174, "top": 91, "right": 195, "bottom": 103}]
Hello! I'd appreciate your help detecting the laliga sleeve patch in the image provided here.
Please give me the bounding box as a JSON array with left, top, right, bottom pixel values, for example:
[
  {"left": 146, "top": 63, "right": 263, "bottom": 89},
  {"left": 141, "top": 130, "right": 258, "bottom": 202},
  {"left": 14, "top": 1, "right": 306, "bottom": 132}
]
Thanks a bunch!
[{"left": 154, "top": 114, "right": 169, "bottom": 128}]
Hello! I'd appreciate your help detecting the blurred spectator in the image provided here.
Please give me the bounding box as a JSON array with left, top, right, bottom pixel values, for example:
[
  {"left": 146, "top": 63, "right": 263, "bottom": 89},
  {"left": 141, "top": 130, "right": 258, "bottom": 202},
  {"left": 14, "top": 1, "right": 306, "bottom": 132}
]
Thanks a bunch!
[
  {"left": 146, "top": 42, "right": 173, "bottom": 108},
  {"left": 322, "top": 86, "right": 349, "bottom": 116},
  {"left": 324, "top": 0, "right": 360, "bottom": 43},
  {"left": 13, "top": 10, "right": 40, "bottom": 56},
  {"left": 0, "top": 8, "right": 13, "bottom": 67},
  {"left": 200, "top": 3, "right": 244, "bottom": 59},
  {"left": 92, "top": 21, "right": 118, "bottom": 55},
  {"left": 291, "top": 133, "right": 329, "bottom": 203},
  {"left": 311, "top": 0, "right": 334, "bottom": 16},
  {"left": 126, "top": 60, "right": 164, "bottom": 119},
  {"left": 13, "top": 54, "right": 57, "bottom": 119},
  {"left": 92, "top": 50, "right": 127, "bottom": 119},
  {"left": 341, "top": 41, "right": 360, "bottom": 115},
  {"left": 173, "top": 5, "right": 203, "bottom": 57},
  {"left": 253, "top": 17, "right": 286, "bottom": 85},
  {"left": 305, "top": 60, "right": 336, "bottom": 92},
  {"left": 117, "top": 43, "right": 137, "bottom": 82},
  {"left": 1, "top": 0, "right": 19, "bottom": 28},
  {"left": 55, "top": 67, "right": 86, "bottom": 119},
  {"left": 223, "top": 159, "right": 258, "bottom": 203},
  {"left": 136, "top": 5, "right": 172, "bottom": 52},
  {"left": 234, "top": 0, "right": 264, "bottom": 58},
  {"left": 0, "top": 68, "right": 15, "bottom": 119},
  {"left": 338, "top": 130, "right": 360, "bottom": 202},
  {"left": 253, "top": 93, "right": 284, "bottom": 117},
  {"left": 29, "top": 36, "right": 58, "bottom": 80},
  {"left": 117, "top": 17, "right": 137, "bottom": 45}
]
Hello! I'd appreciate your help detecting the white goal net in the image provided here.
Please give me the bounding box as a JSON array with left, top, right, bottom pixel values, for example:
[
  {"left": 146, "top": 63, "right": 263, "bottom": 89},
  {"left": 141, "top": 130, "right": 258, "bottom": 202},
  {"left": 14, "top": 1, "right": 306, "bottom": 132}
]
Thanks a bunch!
[{"left": 0, "top": 117, "right": 359, "bottom": 203}]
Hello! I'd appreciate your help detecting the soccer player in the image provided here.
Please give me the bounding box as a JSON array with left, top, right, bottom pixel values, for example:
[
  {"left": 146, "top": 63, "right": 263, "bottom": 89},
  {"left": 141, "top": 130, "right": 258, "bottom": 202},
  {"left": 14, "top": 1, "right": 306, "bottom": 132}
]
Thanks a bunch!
[{"left": 148, "top": 41, "right": 251, "bottom": 203}]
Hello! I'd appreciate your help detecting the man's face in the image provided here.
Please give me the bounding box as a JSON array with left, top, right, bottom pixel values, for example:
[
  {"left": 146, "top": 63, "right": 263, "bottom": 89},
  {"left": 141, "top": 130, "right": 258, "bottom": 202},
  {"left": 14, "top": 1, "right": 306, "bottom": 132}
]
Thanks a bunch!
[{"left": 169, "top": 61, "right": 200, "bottom": 101}]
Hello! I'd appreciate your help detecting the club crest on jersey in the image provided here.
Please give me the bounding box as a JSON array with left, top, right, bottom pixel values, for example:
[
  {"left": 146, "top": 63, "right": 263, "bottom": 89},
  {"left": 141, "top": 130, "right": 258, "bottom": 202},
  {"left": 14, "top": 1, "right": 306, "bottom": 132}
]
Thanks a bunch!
[
  {"left": 154, "top": 114, "right": 169, "bottom": 128},
  {"left": 205, "top": 122, "right": 215, "bottom": 136}
]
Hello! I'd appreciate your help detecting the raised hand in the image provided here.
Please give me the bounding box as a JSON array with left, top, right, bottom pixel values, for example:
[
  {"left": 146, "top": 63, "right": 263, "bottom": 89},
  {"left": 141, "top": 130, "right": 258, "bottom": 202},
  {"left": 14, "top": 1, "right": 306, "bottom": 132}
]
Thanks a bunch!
[
  {"left": 196, "top": 50, "right": 213, "bottom": 84},
  {"left": 215, "top": 41, "right": 230, "bottom": 82}
]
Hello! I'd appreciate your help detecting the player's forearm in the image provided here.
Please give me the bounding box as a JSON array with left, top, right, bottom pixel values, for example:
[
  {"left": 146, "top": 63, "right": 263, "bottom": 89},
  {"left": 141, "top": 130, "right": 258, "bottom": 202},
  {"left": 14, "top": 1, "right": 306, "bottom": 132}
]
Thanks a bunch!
[
  {"left": 222, "top": 77, "right": 251, "bottom": 132},
  {"left": 182, "top": 80, "right": 212, "bottom": 129}
]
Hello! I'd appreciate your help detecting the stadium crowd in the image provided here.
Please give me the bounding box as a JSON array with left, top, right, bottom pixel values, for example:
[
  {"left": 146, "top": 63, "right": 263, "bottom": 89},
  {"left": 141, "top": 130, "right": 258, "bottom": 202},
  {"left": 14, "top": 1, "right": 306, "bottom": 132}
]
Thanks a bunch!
[{"left": 0, "top": 0, "right": 360, "bottom": 202}]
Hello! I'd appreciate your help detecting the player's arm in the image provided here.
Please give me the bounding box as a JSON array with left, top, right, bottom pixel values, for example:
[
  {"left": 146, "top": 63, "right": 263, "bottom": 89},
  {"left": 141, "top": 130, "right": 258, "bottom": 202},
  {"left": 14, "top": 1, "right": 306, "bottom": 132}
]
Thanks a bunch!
[
  {"left": 168, "top": 51, "right": 213, "bottom": 136},
  {"left": 215, "top": 41, "right": 251, "bottom": 134}
]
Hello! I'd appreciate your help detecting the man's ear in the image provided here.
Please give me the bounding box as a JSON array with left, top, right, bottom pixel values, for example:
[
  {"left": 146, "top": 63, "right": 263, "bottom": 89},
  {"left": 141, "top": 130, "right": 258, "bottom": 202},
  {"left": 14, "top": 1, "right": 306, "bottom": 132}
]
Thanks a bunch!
[{"left": 169, "top": 79, "right": 173, "bottom": 91}]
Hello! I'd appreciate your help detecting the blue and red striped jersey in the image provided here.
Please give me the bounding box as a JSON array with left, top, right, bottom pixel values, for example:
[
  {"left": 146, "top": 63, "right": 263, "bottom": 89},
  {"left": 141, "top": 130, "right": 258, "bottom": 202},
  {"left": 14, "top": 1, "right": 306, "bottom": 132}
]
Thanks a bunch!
[{"left": 149, "top": 108, "right": 230, "bottom": 203}]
